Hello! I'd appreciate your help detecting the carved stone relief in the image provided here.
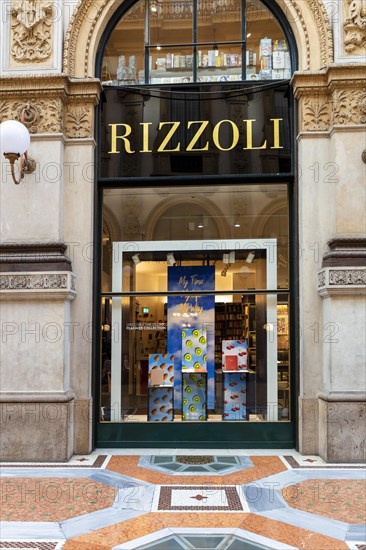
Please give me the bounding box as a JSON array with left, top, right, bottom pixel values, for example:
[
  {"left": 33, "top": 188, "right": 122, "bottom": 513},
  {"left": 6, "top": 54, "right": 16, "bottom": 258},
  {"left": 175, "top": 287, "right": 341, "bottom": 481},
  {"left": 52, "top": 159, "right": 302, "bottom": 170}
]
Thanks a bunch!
[
  {"left": 10, "top": 0, "right": 54, "bottom": 63},
  {"left": 0, "top": 76, "right": 101, "bottom": 139},
  {"left": 302, "top": 97, "right": 331, "bottom": 132},
  {"left": 64, "top": 104, "right": 93, "bottom": 139},
  {"left": 0, "top": 273, "right": 68, "bottom": 290},
  {"left": 293, "top": 69, "right": 366, "bottom": 132},
  {"left": 344, "top": 0, "right": 366, "bottom": 54},
  {"left": 0, "top": 98, "right": 62, "bottom": 133},
  {"left": 318, "top": 267, "right": 366, "bottom": 289}
]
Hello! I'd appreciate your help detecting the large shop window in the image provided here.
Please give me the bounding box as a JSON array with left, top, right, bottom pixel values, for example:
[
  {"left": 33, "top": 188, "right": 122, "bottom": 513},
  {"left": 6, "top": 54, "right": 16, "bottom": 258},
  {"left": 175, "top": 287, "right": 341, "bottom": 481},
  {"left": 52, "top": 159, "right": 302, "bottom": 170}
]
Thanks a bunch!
[
  {"left": 101, "top": 0, "right": 293, "bottom": 85},
  {"left": 100, "top": 184, "right": 290, "bottom": 424}
]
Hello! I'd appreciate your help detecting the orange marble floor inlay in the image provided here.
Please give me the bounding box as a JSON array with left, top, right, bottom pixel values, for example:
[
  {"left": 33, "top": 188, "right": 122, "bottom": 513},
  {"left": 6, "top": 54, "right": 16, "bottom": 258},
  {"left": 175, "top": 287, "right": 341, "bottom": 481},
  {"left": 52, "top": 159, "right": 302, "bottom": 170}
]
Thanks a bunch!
[
  {"left": 106, "top": 455, "right": 286, "bottom": 485},
  {"left": 63, "top": 511, "right": 349, "bottom": 550},
  {"left": 282, "top": 478, "right": 366, "bottom": 523},
  {"left": 0, "top": 478, "right": 117, "bottom": 521}
]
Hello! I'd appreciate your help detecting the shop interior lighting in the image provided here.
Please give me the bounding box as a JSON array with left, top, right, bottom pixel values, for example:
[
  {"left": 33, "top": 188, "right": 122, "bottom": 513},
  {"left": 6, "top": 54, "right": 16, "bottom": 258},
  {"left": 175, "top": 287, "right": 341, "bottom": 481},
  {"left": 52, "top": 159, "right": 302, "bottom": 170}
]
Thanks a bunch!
[
  {"left": 132, "top": 253, "right": 141, "bottom": 265},
  {"left": 150, "top": 0, "right": 158, "bottom": 12},
  {"left": 167, "top": 253, "right": 176, "bottom": 265},
  {"left": 245, "top": 251, "right": 255, "bottom": 264},
  {"left": 0, "top": 108, "right": 36, "bottom": 185}
]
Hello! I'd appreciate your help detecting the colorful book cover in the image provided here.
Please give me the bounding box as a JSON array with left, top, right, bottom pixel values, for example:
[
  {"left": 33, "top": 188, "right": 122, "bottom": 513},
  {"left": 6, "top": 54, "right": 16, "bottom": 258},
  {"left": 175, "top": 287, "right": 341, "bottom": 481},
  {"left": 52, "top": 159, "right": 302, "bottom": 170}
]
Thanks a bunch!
[{"left": 225, "top": 355, "right": 238, "bottom": 371}]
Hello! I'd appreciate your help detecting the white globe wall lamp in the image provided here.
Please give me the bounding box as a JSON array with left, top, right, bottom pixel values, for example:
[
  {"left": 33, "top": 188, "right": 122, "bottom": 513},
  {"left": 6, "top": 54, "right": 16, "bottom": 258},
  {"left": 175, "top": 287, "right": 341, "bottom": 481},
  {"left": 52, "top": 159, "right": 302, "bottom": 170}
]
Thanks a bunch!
[{"left": 0, "top": 109, "right": 36, "bottom": 185}]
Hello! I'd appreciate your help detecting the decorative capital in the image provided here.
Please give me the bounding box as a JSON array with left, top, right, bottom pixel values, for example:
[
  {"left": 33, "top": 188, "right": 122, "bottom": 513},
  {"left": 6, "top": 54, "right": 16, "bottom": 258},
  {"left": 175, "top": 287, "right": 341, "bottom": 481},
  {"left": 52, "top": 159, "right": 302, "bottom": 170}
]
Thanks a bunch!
[{"left": 292, "top": 66, "right": 366, "bottom": 133}]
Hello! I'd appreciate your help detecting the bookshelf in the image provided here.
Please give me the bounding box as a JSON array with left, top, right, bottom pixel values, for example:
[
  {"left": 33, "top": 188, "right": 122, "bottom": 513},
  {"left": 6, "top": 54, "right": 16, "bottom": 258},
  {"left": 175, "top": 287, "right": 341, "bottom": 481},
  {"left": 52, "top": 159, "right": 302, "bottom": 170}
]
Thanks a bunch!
[{"left": 215, "top": 303, "right": 245, "bottom": 364}]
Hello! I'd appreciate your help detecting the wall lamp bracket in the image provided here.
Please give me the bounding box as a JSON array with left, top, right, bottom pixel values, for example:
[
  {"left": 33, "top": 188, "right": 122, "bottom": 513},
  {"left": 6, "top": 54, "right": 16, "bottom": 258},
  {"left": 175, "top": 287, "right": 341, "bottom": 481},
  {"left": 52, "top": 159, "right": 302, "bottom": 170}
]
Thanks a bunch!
[{"left": 0, "top": 109, "right": 36, "bottom": 185}]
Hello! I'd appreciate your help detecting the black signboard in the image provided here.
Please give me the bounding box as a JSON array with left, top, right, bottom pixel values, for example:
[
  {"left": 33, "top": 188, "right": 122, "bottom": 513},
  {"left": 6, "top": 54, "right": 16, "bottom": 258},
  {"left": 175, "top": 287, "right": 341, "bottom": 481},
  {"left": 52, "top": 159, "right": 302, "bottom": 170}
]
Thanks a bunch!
[{"left": 100, "top": 83, "right": 292, "bottom": 178}]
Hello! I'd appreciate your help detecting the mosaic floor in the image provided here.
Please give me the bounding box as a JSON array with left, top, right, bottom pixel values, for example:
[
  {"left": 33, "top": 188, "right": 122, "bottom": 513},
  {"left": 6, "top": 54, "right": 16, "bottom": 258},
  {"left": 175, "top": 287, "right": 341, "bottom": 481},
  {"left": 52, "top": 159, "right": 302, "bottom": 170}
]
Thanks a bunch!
[{"left": 0, "top": 449, "right": 365, "bottom": 549}]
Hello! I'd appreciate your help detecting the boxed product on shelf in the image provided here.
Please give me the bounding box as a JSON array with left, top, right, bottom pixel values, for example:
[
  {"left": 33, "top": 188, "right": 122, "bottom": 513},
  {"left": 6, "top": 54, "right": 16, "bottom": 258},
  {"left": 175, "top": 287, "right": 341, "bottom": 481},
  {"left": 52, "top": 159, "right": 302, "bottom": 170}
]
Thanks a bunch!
[
  {"left": 228, "top": 53, "right": 239, "bottom": 67},
  {"left": 208, "top": 50, "right": 218, "bottom": 67},
  {"left": 283, "top": 68, "right": 292, "bottom": 78},
  {"left": 272, "top": 69, "right": 285, "bottom": 79},
  {"left": 148, "top": 386, "right": 174, "bottom": 421},
  {"left": 222, "top": 340, "right": 248, "bottom": 370},
  {"left": 201, "top": 54, "right": 208, "bottom": 67},
  {"left": 260, "top": 56, "right": 272, "bottom": 70},
  {"left": 186, "top": 54, "right": 193, "bottom": 68},
  {"left": 155, "top": 58, "right": 166, "bottom": 70},
  {"left": 284, "top": 52, "right": 291, "bottom": 69},
  {"left": 166, "top": 53, "right": 173, "bottom": 69},
  {"left": 182, "top": 372, "right": 207, "bottom": 421},
  {"left": 246, "top": 50, "right": 257, "bottom": 67},
  {"left": 182, "top": 328, "right": 207, "bottom": 371},
  {"left": 259, "top": 69, "right": 272, "bottom": 79},
  {"left": 222, "top": 371, "right": 247, "bottom": 421},
  {"left": 148, "top": 353, "right": 175, "bottom": 386},
  {"left": 260, "top": 37, "right": 272, "bottom": 56},
  {"left": 225, "top": 355, "right": 238, "bottom": 371},
  {"left": 273, "top": 39, "right": 288, "bottom": 51},
  {"left": 272, "top": 51, "right": 285, "bottom": 69}
]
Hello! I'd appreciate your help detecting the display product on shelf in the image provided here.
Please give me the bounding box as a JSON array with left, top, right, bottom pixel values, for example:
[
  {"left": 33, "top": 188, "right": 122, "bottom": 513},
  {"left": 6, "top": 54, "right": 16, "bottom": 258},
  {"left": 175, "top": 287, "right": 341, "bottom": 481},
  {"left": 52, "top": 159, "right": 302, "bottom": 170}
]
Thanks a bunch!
[
  {"left": 182, "top": 372, "right": 207, "bottom": 421},
  {"left": 148, "top": 353, "right": 175, "bottom": 386},
  {"left": 182, "top": 327, "right": 207, "bottom": 371},
  {"left": 222, "top": 339, "right": 248, "bottom": 370},
  {"left": 222, "top": 372, "right": 248, "bottom": 421},
  {"left": 148, "top": 386, "right": 174, "bottom": 421}
]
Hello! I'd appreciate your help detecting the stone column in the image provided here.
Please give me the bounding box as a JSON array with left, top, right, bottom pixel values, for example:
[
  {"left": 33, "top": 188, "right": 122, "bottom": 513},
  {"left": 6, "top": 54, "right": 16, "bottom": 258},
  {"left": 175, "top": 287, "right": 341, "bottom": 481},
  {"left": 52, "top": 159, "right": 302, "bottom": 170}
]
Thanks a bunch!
[
  {"left": 0, "top": 76, "right": 101, "bottom": 461},
  {"left": 317, "top": 239, "right": 366, "bottom": 462},
  {"left": 293, "top": 67, "right": 366, "bottom": 461}
]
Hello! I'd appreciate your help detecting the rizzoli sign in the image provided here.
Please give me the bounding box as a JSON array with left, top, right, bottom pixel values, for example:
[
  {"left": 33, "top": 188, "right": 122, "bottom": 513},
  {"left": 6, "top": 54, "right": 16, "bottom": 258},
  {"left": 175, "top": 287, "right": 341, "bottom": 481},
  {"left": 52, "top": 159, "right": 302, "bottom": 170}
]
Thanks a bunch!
[{"left": 108, "top": 118, "right": 284, "bottom": 154}]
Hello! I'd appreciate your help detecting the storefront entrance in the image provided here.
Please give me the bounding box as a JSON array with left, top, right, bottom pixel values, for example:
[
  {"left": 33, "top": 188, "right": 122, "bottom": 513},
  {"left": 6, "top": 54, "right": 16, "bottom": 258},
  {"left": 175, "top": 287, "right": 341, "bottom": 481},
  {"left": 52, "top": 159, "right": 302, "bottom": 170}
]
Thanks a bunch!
[
  {"left": 95, "top": 0, "right": 297, "bottom": 448},
  {"left": 97, "top": 182, "right": 295, "bottom": 447}
]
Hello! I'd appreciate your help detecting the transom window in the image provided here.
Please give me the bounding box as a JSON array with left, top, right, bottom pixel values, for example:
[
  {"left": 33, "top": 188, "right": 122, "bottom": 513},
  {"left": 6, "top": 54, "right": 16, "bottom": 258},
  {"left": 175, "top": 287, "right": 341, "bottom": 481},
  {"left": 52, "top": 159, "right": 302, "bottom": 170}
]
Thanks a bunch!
[{"left": 101, "top": 0, "right": 293, "bottom": 85}]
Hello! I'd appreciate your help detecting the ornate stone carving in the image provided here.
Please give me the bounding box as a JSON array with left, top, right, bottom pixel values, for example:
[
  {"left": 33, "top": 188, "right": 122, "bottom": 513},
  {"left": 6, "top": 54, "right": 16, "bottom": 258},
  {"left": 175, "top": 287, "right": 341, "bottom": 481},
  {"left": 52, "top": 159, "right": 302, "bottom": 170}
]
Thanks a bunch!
[
  {"left": 318, "top": 270, "right": 326, "bottom": 287},
  {"left": 0, "top": 76, "right": 101, "bottom": 138},
  {"left": 307, "top": 0, "right": 333, "bottom": 67},
  {"left": 333, "top": 89, "right": 366, "bottom": 125},
  {"left": 10, "top": 0, "right": 54, "bottom": 63},
  {"left": 65, "top": 104, "right": 93, "bottom": 138},
  {"left": 303, "top": 97, "right": 331, "bottom": 132},
  {"left": 293, "top": 68, "right": 366, "bottom": 132},
  {"left": 17, "top": 100, "right": 61, "bottom": 133},
  {"left": 329, "top": 269, "right": 366, "bottom": 285},
  {"left": 318, "top": 267, "right": 366, "bottom": 291},
  {"left": 0, "top": 273, "right": 68, "bottom": 290},
  {"left": 344, "top": 0, "right": 366, "bottom": 53}
]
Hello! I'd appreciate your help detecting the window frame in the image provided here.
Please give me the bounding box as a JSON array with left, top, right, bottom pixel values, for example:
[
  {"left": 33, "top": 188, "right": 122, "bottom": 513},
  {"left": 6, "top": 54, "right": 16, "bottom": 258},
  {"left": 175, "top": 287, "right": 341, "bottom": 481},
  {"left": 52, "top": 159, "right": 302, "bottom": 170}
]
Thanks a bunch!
[{"left": 96, "top": 0, "right": 298, "bottom": 86}]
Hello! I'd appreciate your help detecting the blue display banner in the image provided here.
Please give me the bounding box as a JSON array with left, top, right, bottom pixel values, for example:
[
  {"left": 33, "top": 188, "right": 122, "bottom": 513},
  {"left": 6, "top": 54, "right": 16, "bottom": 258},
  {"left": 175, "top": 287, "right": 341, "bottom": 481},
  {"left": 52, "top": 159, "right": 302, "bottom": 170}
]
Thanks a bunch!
[{"left": 167, "top": 266, "right": 215, "bottom": 409}]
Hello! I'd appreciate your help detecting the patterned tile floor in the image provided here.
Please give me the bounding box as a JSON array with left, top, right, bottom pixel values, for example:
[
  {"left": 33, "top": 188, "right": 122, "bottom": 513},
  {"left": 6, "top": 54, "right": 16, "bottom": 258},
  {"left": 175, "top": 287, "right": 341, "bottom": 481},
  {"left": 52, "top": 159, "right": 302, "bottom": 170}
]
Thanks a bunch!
[{"left": 0, "top": 449, "right": 365, "bottom": 549}]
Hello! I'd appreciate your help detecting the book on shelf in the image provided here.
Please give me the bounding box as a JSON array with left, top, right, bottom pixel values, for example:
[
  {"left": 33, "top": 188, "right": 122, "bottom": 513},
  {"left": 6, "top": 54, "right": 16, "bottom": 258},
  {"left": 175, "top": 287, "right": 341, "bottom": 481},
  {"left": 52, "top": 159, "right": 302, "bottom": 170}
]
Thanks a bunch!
[{"left": 225, "top": 355, "right": 238, "bottom": 371}]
